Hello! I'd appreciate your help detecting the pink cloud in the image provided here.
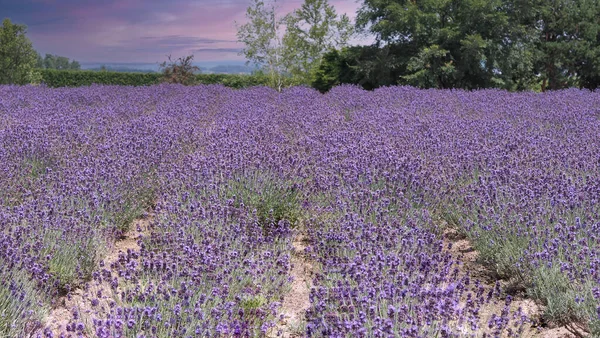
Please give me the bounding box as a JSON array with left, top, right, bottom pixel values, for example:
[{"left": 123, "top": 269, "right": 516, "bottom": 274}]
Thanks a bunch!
[{"left": 24, "top": 0, "right": 367, "bottom": 63}]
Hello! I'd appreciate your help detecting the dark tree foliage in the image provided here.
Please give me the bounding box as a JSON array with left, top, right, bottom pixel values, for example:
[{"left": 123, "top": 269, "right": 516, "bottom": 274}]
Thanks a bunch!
[
  {"left": 314, "top": 0, "right": 600, "bottom": 91},
  {"left": 531, "top": 0, "right": 600, "bottom": 90},
  {"left": 356, "top": 0, "right": 513, "bottom": 90},
  {"left": 313, "top": 45, "right": 412, "bottom": 91}
]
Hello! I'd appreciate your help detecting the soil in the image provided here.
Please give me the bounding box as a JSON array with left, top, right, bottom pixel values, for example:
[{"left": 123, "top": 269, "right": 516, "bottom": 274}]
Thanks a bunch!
[
  {"left": 442, "top": 228, "right": 588, "bottom": 337},
  {"left": 270, "top": 230, "right": 314, "bottom": 337},
  {"left": 37, "top": 214, "right": 589, "bottom": 337},
  {"left": 39, "top": 213, "right": 153, "bottom": 337}
]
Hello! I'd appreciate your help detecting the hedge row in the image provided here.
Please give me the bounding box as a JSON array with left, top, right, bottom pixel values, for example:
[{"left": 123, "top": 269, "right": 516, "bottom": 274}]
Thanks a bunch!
[
  {"left": 194, "top": 73, "right": 271, "bottom": 88},
  {"left": 38, "top": 69, "right": 274, "bottom": 89}
]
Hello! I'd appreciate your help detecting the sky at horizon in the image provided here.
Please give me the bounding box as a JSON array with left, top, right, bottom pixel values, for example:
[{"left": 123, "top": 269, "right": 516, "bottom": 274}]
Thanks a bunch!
[{"left": 0, "top": 0, "right": 366, "bottom": 64}]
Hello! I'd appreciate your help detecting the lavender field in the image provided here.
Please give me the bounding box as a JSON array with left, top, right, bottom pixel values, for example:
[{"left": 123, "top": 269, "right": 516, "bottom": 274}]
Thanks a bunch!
[{"left": 0, "top": 84, "right": 599, "bottom": 338}]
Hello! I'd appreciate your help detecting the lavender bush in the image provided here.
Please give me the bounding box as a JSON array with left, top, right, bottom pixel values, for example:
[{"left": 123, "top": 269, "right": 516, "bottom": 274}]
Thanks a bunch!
[{"left": 0, "top": 84, "right": 598, "bottom": 337}]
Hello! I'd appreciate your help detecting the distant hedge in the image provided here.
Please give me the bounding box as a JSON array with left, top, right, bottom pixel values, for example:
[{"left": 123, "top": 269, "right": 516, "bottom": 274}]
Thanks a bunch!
[
  {"left": 39, "top": 69, "right": 161, "bottom": 87},
  {"left": 194, "top": 73, "right": 271, "bottom": 88},
  {"left": 38, "top": 69, "right": 274, "bottom": 89}
]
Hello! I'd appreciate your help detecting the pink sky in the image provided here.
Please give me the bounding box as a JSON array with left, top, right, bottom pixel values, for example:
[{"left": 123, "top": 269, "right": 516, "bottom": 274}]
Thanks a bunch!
[{"left": 2, "top": 0, "right": 367, "bottom": 63}]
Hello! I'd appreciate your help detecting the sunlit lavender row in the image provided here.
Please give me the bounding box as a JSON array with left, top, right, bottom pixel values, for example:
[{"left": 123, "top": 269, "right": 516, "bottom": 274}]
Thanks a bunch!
[{"left": 0, "top": 84, "right": 598, "bottom": 337}]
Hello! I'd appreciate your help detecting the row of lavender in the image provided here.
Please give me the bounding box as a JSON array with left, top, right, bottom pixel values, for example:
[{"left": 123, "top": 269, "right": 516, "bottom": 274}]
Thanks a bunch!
[
  {"left": 0, "top": 84, "right": 598, "bottom": 337},
  {"left": 299, "top": 87, "right": 600, "bottom": 336}
]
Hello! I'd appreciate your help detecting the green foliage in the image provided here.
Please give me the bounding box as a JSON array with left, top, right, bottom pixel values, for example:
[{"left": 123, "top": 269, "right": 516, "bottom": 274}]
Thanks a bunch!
[
  {"left": 240, "top": 294, "right": 267, "bottom": 311},
  {"left": 282, "top": 0, "right": 354, "bottom": 83},
  {"left": 403, "top": 45, "right": 457, "bottom": 88},
  {"left": 356, "top": 0, "right": 513, "bottom": 89},
  {"left": 0, "top": 18, "right": 39, "bottom": 85},
  {"left": 237, "top": 0, "right": 351, "bottom": 89},
  {"left": 40, "top": 53, "right": 81, "bottom": 70},
  {"left": 531, "top": 0, "right": 600, "bottom": 90},
  {"left": 0, "top": 265, "right": 47, "bottom": 337},
  {"left": 36, "top": 52, "right": 43, "bottom": 68},
  {"left": 39, "top": 69, "right": 162, "bottom": 87},
  {"left": 159, "top": 54, "right": 201, "bottom": 85},
  {"left": 38, "top": 69, "right": 281, "bottom": 88},
  {"left": 312, "top": 49, "right": 342, "bottom": 92},
  {"left": 347, "top": 0, "right": 600, "bottom": 91},
  {"left": 313, "top": 44, "right": 412, "bottom": 91},
  {"left": 226, "top": 171, "right": 302, "bottom": 232},
  {"left": 529, "top": 266, "right": 598, "bottom": 335},
  {"left": 195, "top": 73, "right": 266, "bottom": 88},
  {"left": 44, "top": 233, "right": 104, "bottom": 291},
  {"left": 236, "top": 0, "right": 288, "bottom": 91},
  {"left": 196, "top": 72, "right": 300, "bottom": 88}
]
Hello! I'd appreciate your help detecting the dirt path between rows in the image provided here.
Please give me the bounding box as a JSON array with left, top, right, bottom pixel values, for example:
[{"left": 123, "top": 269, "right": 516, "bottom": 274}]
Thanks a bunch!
[
  {"left": 270, "top": 230, "right": 313, "bottom": 338},
  {"left": 442, "top": 227, "right": 587, "bottom": 337},
  {"left": 40, "top": 213, "right": 153, "bottom": 337},
  {"left": 37, "top": 211, "right": 586, "bottom": 337}
]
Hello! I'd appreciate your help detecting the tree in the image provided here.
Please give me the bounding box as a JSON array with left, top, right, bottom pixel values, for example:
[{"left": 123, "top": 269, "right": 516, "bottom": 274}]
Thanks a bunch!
[
  {"left": 236, "top": 0, "right": 287, "bottom": 91},
  {"left": 312, "top": 49, "right": 342, "bottom": 92},
  {"left": 159, "top": 54, "right": 200, "bottom": 85},
  {"left": 39, "top": 53, "right": 81, "bottom": 70},
  {"left": 352, "top": 0, "right": 600, "bottom": 91},
  {"left": 36, "top": 52, "right": 43, "bottom": 68},
  {"left": 0, "top": 18, "right": 39, "bottom": 85},
  {"left": 531, "top": 0, "right": 600, "bottom": 90},
  {"left": 313, "top": 44, "right": 413, "bottom": 91},
  {"left": 42, "top": 54, "right": 55, "bottom": 69},
  {"left": 54, "top": 55, "right": 70, "bottom": 70},
  {"left": 282, "top": 0, "right": 354, "bottom": 82},
  {"left": 237, "top": 0, "right": 353, "bottom": 89},
  {"left": 402, "top": 44, "right": 457, "bottom": 88},
  {"left": 69, "top": 60, "right": 80, "bottom": 70},
  {"left": 357, "top": 0, "right": 516, "bottom": 90}
]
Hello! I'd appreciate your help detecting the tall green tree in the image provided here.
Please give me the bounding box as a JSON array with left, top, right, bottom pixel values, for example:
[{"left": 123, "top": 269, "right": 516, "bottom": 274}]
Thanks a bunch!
[
  {"left": 282, "top": 0, "right": 354, "bottom": 82},
  {"left": 496, "top": 0, "right": 543, "bottom": 90},
  {"left": 0, "top": 18, "right": 39, "bottom": 85},
  {"left": 531, "top": 0, "right": 600, "bottom": 90},
  {"left": 357, "top": 0, "right": 515, "bottom": 89},
  {"left": 237, "top": 0, "right": 354, "bottom": 89},
  {"left": 236, "top": 0, "right": 287, "bottom": 91}
]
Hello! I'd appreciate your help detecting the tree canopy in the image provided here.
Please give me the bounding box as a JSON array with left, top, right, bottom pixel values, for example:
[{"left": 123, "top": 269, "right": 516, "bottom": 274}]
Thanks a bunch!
[
  {"left": 0, "top": 18, "right": 39, "bottom": 85},
  {"left": 39, "top": 53, "right": 81, "bottom": 70},
  {"left": 236, "top": 0, "right": 353, "bottom": 89},
  {"left": 236, "top": 0, "right": 288, "bottom": 90},
  {"left": 282, "top": 0, "right": 354, "bottom": 82},
  {"left": 315, "top": 0, "right": 600, "bottom": 91}
]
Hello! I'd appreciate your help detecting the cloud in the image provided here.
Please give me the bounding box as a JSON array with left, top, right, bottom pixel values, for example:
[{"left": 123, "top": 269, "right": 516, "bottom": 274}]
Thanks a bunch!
[
  {"left": 0, "top": 0, "right": 366, "bottom": 63},
  {"left": 194, "top": 48, "right": 242, "bottom": 53},
  {"left": 134, "top": 35, "right": 236, "bottom": 47}
]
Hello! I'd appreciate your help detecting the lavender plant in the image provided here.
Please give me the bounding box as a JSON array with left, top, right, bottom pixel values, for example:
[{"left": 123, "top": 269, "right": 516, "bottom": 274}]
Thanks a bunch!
[{"left": 0, "top": 84, "right": 598, "bottom": 337}]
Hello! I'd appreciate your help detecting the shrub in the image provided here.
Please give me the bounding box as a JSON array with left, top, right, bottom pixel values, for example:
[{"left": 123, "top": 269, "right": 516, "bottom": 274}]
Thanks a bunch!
[
  {"left": 226, "top": 171, "right": 302, "bottom": 234},
  {"left": 43, "top": 230, "right": 105, "bottom": 292},
  {"left": 159, "top": 55, "right": 200, "bottom": 85},
  {"left": 0, "top": 263, "right": 47, "bottom": 337}
]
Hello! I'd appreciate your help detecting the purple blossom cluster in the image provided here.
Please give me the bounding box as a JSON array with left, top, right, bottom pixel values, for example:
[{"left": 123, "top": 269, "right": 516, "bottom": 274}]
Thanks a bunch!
[{"left": 0, "top": 84, "right": 599, "bottom": 337}]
